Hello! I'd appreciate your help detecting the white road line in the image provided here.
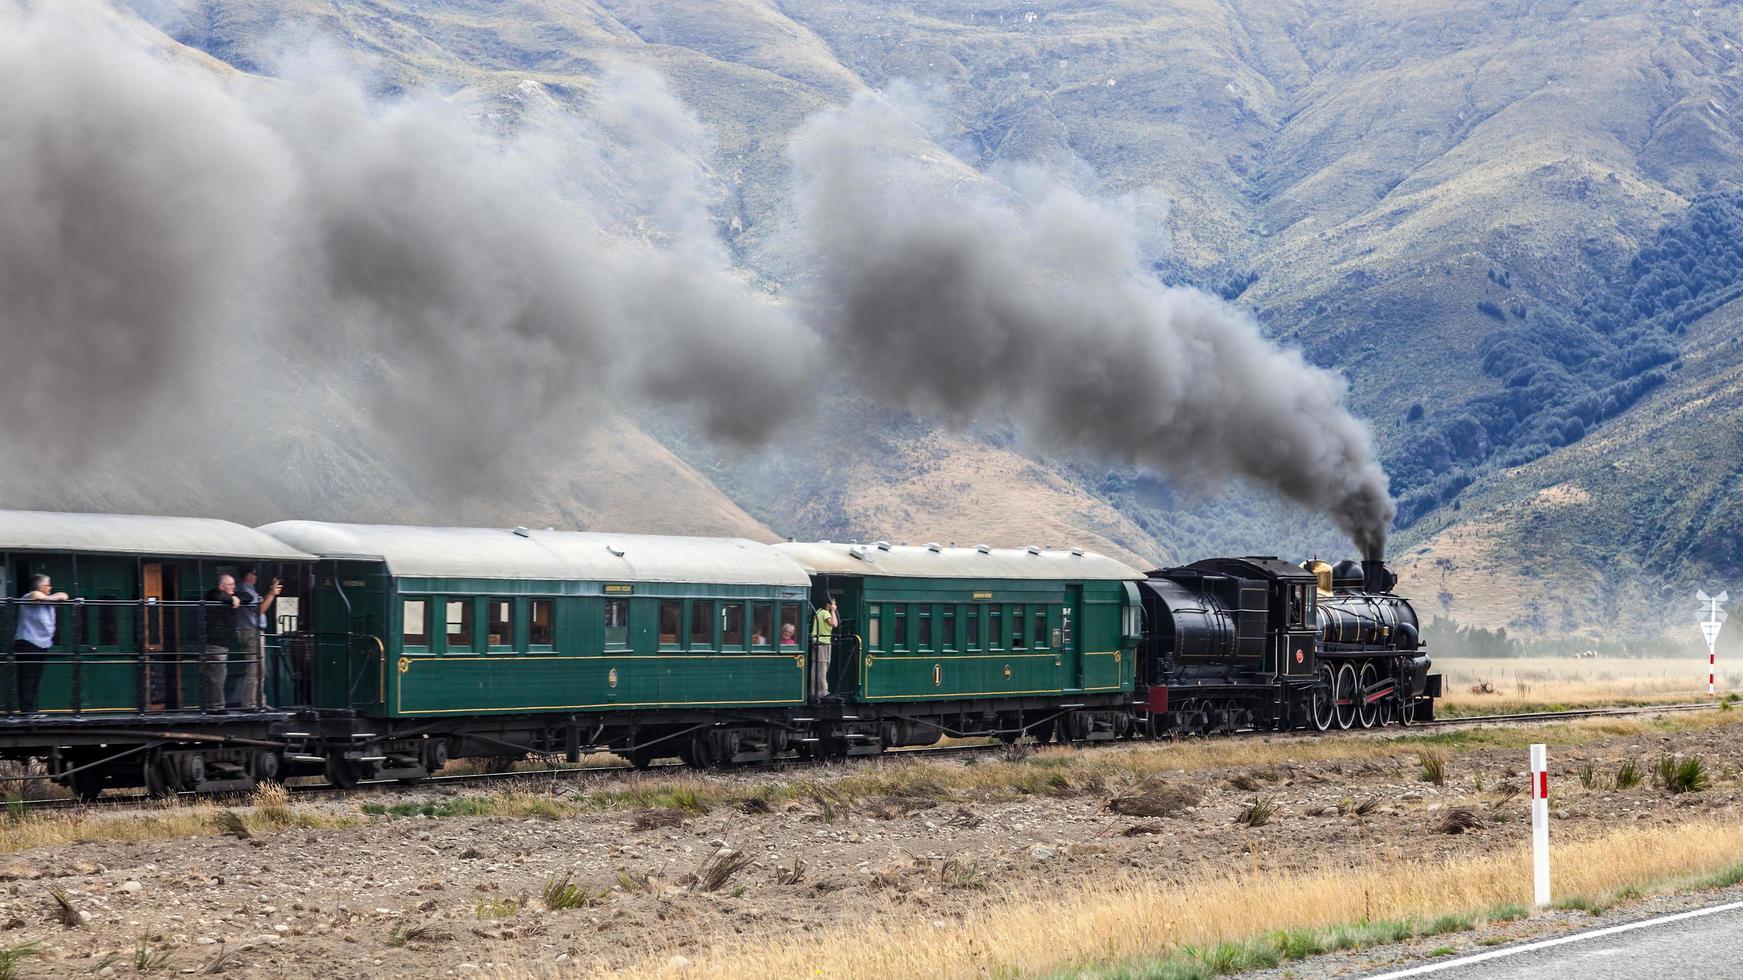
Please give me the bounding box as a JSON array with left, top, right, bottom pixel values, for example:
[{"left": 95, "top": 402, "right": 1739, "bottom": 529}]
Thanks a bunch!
[{"left": 1361, "top": 899, "right": 1743, "bottom": 979}]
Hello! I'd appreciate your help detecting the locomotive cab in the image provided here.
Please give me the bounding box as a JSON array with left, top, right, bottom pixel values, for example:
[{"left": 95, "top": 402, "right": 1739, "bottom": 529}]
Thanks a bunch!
[{"left": 1136, "top": 557, "right": 1321, "bottom": 734}]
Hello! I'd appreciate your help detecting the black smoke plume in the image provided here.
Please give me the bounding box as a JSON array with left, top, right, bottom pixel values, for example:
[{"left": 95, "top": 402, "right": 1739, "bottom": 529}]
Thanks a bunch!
[
  {"left": 0, "top": 4, "right": 816, "bottom": 487},
  {"left": 788, "top": 90, "right": 1395, "bottom": 556}
]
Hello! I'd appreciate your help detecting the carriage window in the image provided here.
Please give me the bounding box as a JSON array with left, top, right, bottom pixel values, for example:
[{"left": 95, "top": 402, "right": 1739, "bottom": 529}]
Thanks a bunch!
[
  {"left": 893, "top": 605, "right": 908, "bottom": 650},
  {"left": 1009, "top": 604, "right": 1026, "bottom": 648},
  {"left": 866, "top": 604, "right": 881, "bottom": 650},
  {"left": 778, "top": 604, "right": 801, "bottom": 647},
  {"left": 403, "top": 599, "right": 429, "bottom": 647},
  {"left": 1034, "top": 608, "right": 1049, "bottom": 648},
  {"left": 942, "top": 608, "right": 956, "bottom": 649},
  {"left": 487, "top": 600, "right": 513, "bottom": 648},
  {"left": 603, "top": 599, "right": 627, "bottom": 648},
  {"left": 445, "top": 599, "right": 474, "bottom": 651},
  {"left": 965, "top": 606, "right": 979, "bottom": 648},
  {"left": 917, "top": 607, "right": 932, "bottom": 648},
  {"left": 989, "top": 608, "right": 1003, "bottom": 649},
  {"left": 530, "top": 599, "right": 555, "bottom": 646},
  {"left": 722, "top": 603, "right": 744, "bottom": 647},
  {"left": 690, "top": 601, "right": 714, "bottom": 648},
  {"left": 751, "top": 603, "right": 773, "bottom": 647},
  {"left": 658, "top": 601, "right": 682, "bottom": 645}
]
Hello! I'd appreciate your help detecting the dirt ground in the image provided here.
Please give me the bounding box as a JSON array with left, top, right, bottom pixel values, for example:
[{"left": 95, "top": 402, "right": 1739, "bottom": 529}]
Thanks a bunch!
[{"left": 2, "top": 715, "right": 1741, "bottom": 978}]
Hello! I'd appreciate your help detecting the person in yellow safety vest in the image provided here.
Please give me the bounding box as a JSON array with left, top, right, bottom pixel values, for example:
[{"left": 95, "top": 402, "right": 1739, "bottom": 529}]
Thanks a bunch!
[{"left": 811, "top": 598, "right": 839, "bottom": 701}]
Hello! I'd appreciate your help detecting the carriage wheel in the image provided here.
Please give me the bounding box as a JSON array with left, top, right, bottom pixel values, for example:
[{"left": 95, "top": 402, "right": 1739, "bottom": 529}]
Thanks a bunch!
[
  {"left": 683, "top": 733, "right": 720, "bottom": 769},
  {"left": 1334, "top": 663, "right": 1358, "bottom": 730},
  {"left": 324, "top": 755, "right": 363, "bottom": 791},
  {"left": 1357, "top": 662, "right": 1380, "bottom": 729},
  {"left": 1030, "top": 718, "right": 1057, "bottom": 745},
  {"left": 1312, "top": 664, "right": 1337, "bottom": 732},
  {"left": 142, "top": 751, "right": 174, "bottom": 799},
  {"left": 69, "top": 764, "right": 106, "bottom": 803}
]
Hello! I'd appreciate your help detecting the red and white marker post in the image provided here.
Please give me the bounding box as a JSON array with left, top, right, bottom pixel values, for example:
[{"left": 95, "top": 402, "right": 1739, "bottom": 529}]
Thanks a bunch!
[
  {"left": 1697, "top": 590, "right": 1726, "bottom": 697},
  {"left": 1530, "top": 743, "right": 1550, "bottom": 907}
]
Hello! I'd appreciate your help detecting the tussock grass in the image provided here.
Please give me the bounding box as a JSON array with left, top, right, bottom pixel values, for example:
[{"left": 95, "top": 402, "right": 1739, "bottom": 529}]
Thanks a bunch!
[
  {"left": 592, "top": 820, "right": 1743, "bottom": 980},
  {"left": 1435, "top": 807, "right": 1483, "bottom": 834},
  {"left": 541, "top": 871, "right": 605, "bottom": 910},
  {"left": 0, "top": 941, "right": 41, "bottom": 980},
  {"left": 1417, "top": 750, "right": 1448, "bottom": 786},
  {"left": 1654, "top": 753, "right": 1710, "bottom": 794},
  {"left": 689, "top": 849, "right": 755, "bottom": 893},
  {"left": 1234, "top": 796, "right": 1277, "bottom": 827}
]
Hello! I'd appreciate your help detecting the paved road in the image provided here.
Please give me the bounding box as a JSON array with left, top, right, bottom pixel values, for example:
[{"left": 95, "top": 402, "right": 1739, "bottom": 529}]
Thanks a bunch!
[{"left": 1363, "top": 900, "right": 1743, "bottom": 980}]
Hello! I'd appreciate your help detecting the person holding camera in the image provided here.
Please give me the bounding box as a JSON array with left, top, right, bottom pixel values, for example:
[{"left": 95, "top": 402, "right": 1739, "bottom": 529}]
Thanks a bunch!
[{"left": 233, "top": 566, "right": 280, "bottom": 710}]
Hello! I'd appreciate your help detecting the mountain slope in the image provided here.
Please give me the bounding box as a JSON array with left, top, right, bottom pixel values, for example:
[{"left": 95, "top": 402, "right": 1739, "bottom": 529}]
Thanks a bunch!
[{"left": 65, "top": 0, "right": 1743, "bottom": 634}]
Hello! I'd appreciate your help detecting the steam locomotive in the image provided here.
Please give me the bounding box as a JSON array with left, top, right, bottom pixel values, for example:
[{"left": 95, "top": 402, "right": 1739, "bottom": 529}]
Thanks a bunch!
[
  {"left": 1137, "top": 556, "right": 1438, "bottom": 737},
  {"left": 0, "top": 509, "right": 1436, "bottom": 798}
]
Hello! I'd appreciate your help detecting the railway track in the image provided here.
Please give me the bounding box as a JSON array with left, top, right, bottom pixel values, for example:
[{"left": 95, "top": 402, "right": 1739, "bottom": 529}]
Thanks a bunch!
[{"left": 5, "top": 700, "right": 1724, "bottom": 813}]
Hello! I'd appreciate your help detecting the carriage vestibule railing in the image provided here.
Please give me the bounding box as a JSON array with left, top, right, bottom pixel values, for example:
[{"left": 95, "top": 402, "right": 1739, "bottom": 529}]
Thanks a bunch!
[{"left": 0, "top": 597, "right": 313, "bottom": 717}]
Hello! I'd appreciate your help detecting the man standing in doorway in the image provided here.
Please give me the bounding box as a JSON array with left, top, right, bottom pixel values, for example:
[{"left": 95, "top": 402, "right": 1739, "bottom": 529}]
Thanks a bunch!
[
  {"left": 232, "top": 567, "right": 279, "bottom": 710},
  {"left": 811, "top": 597, "right": 839, "bottom": 701},
  {"left": 11, "top": 574, "right": 68, "bottom": 716}
]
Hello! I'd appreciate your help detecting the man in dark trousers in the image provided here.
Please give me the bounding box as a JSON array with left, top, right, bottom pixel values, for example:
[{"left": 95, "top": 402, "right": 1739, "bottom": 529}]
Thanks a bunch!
[
  {"left": 202, "top": 574, "right": 242, "bottom": 712},
  {"left": 11, "top": 574, "right": 68, "bottom": 716},
  {"left": 232, "top": 567, "right": 279, "bottom": 709}
]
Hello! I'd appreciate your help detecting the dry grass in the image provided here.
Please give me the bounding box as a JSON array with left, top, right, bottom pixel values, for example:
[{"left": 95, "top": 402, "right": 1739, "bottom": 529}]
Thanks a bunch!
[
  {"left": 1436, "top": 656, "right": 1728, "bottom": 715},
  {"left": 589, "top": 820, "right": 1743, "bottom": 980},
  {"left": 0, "top": 784, "right": 354, "bottom": 855}
]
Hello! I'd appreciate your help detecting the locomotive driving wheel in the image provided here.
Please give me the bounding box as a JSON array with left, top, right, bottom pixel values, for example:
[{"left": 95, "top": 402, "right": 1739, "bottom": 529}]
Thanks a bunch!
[
  {"left": 1334, "top": 663, "right": 1358, "bottom": 730},
  {"left": 1397, "top": 693, "right": 1416, "bottom": 726},
  {"left": 1357, "top": 662, "right": 1380, "bottom": 729},
  {"left": 1311, "top": 664, "right": 1337, "bottom": 732}
]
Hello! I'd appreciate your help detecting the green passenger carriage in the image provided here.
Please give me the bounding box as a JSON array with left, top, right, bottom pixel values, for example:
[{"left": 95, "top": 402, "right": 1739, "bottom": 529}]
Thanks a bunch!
[
  {"left": 259, "top": 521, "right": 814, "bottom": 718},
  {"left": 256, "top": 521, "right": 818, "bottom": 777},
  {"left": 774, "top": 542, "right": 1145, "bottom": 747}
]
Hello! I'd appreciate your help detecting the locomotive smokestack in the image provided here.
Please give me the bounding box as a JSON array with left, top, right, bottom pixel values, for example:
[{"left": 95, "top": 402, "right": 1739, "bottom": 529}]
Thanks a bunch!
[{"left": 1362, "top": 557, "right": 1391, "bottom": 595}]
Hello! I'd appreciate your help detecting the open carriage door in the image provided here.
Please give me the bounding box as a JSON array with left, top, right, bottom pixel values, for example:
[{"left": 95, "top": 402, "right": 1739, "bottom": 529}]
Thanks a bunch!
[
  {"left": 1064, "top": 584, "right": 1083, "bottom": 691},
  {"left": 141, "top": 563, "right": 179, "bottom": 710}
]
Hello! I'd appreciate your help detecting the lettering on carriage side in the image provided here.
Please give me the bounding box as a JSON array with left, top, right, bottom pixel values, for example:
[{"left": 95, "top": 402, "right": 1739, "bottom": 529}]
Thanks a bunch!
[
  {"left": 343, "top": 580, "right": 366, "bottom": 588},
  {"left": 972, "top": 591, "right": 993, "bottom": 600},
  {"left": 604, "top": 584, "right": 634, "bottom": 594}
]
